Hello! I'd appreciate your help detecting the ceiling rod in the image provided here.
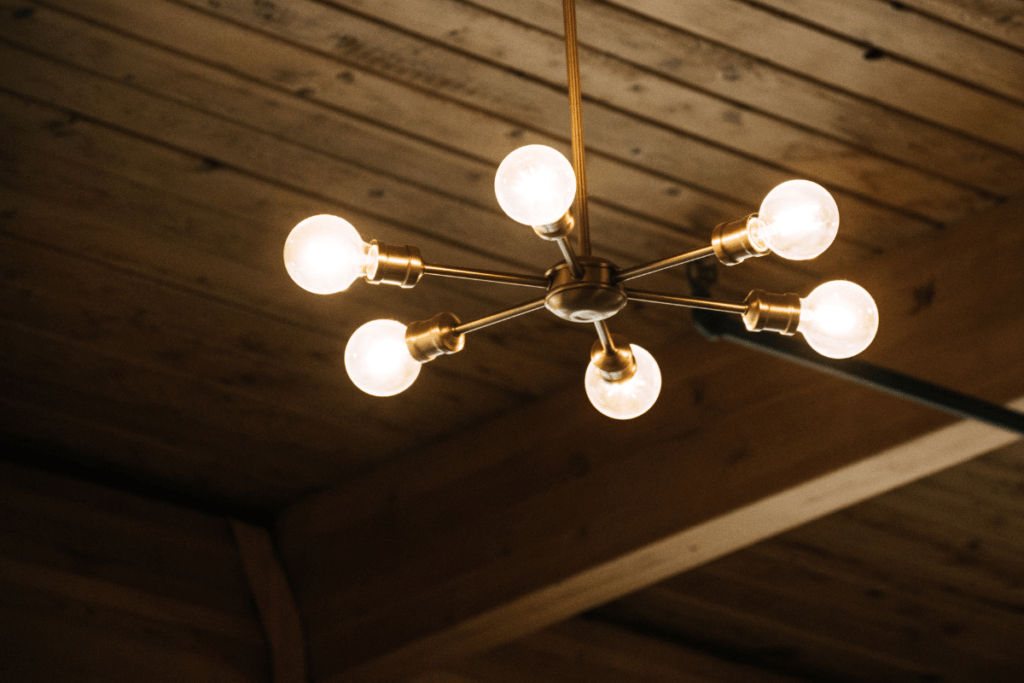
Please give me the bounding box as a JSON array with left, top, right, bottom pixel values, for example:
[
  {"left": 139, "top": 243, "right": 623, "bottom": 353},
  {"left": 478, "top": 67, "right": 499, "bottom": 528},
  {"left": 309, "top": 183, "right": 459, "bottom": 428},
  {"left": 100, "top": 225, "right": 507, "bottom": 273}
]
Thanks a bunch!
[
  {"left": 563, "top": 0, "right": 590, "bottom": 257},
  {"left": 693, "top": 310, "right": 1024, "bottom": 435}
]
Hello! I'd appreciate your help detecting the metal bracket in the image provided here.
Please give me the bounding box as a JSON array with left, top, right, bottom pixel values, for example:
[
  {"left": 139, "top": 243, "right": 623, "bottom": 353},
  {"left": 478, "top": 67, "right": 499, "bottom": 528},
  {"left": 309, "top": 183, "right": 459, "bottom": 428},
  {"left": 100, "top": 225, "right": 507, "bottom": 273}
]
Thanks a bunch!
[{"left": 692, "top": 308, "right": 1024, "bottom": 435}]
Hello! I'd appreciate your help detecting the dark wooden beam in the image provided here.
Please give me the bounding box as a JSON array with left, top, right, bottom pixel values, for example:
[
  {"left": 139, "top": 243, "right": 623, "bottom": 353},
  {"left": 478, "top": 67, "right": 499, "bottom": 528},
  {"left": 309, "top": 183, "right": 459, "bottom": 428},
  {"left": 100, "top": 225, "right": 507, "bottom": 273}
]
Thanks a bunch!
[
  {"left": 0, "top": 459, "right": 271, "bottom": 682},
  {"left": 276, "top": 196, "right": 1024, "bottom": 681},
  {"left": 232, "top": 521, "right": 307, "bottom": 683}
]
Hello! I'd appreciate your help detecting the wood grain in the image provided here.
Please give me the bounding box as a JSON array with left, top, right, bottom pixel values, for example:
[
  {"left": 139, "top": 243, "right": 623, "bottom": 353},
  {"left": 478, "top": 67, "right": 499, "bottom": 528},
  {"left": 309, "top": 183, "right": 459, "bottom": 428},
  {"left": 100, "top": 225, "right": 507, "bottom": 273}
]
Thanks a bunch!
[
  {"left": 0, "top": 460, "right": 270, "bottom": 682},
  {"left": 472, "top": 0, "right": 1024, "bottom": 196},
  {"left": 1, "top": 0, "right": 1023, "bottom": 680},
  {"left": 232, "top": 521, "right": 306, "bottom": 683},
  {"left": 276, "top": 193, "right": 1024, "bottom": 681},
  {"left": 614, "top": 0, "right": 1024, "bottom": 153}
]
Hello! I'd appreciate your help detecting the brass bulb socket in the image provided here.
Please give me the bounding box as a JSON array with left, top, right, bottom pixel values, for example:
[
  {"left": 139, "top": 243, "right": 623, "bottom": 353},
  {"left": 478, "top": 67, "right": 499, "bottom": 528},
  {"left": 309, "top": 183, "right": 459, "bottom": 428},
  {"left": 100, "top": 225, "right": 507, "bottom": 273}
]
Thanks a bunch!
[
  {"left": 590, "top": 334, "right": 637, "bottom": 382},
  {"left": 712, "top": 215, "right": 769, "bottom": 266},
  {"left": 405, "top": 312, "right": 465, "bottom": 363},
  {"left": 366, "top": 241, "right": 424, "bottom": 288},
  {"left": 532, "top": 211, "right": 575, "bottom": 241},
  {"left": 742, "top": 290, "right": 801, "bottom": 336}
]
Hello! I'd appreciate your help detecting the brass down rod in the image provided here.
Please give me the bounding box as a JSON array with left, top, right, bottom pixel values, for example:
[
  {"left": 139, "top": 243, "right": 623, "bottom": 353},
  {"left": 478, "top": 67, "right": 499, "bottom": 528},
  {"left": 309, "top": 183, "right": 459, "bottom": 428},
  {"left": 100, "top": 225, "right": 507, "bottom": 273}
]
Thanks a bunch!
[
  {"left": 614, "top": 245, "right": 717, "bottom": 283},
  {"left": 594, "top": 320, "right": 616, "bottom": 352},
  {"left": 626, "top": 289, "right": 748, "bottom": 314},
  {"left": 453, "top": 297, "right": 548, "bottom": 335},
  {"left": 423, "top": 263, "right": 548, "bottom": 288},
  {"left": 563, "top": 0, "right": 590, "bottom": 256},
  {"left": 556, "top": 236, "right": 585, "bottom": 279}
]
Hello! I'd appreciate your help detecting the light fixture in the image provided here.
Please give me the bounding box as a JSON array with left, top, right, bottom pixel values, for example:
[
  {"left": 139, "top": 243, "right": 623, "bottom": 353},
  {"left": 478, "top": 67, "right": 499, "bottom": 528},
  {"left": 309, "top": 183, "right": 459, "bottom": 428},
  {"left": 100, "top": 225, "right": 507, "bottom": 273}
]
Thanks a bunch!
[{"left": 282, "top": 0, "right": 879, "bottom": 419}]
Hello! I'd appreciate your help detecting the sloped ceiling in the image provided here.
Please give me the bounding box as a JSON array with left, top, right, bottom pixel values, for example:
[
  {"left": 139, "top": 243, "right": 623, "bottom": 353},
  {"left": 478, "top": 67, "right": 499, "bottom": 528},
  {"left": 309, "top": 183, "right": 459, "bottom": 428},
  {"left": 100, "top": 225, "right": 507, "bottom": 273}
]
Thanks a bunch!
[{"left": 1, "top": 0, "right": 1023, "bottom": 681}]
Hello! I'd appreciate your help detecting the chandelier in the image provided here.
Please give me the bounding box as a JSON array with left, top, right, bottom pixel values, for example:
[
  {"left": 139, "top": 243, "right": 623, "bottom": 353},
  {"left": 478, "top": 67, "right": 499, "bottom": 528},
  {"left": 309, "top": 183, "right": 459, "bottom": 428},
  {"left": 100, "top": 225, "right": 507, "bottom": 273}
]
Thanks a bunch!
[{"left": 281, "top": 1, "right": 879, "bottom": 420}]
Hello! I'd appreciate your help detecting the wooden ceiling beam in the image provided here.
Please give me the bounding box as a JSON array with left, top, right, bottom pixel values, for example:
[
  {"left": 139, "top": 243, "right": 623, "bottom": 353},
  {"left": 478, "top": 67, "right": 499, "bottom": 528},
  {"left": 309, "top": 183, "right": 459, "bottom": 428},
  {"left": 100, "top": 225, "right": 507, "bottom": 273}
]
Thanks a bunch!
[
  {"left": 276, "top": 195, "right": 1024, "bottom": 682},
  {"left": 0, "top": 460, "right": 270, "bottom": 682}
]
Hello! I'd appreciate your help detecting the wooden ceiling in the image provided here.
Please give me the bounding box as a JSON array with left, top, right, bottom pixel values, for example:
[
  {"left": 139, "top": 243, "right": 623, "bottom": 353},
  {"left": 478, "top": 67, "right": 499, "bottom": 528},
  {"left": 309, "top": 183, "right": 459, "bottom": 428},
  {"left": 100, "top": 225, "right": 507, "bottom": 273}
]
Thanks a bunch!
[{"left": 2, "top": 0, "right": 1023, "bottom": 681}]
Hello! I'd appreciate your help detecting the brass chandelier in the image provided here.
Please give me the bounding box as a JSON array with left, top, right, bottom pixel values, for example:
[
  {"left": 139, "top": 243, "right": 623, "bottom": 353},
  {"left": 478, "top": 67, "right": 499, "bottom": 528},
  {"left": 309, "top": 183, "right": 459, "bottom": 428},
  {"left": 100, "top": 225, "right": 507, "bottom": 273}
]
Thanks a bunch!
[{"left": 282, "top": 0, "right": 879, "bottom": 419}]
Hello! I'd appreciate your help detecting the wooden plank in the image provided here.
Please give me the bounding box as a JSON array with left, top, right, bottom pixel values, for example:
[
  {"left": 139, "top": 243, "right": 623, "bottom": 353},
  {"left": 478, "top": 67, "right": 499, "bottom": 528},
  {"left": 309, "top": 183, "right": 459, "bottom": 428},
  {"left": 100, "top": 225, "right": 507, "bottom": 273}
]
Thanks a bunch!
[
  {"left": 0, "top": 7, "right": 813, "bottom": 289},
  {"left": 0, "top": 145, "right": 571, "bottom": 403},
  {"left": 0, "top": 319, "right": 400, "bottom": 507},
  {"left": 0, "top": 394, "right": 241, "bottom": 501},
  {"left": 0, "top": 234, "right": 557, "bottom": 507},
  {"left": 0, "top": 40, "right": 553, "bottom": 271},
  {"left": 0, "top": 88, "right": 568, "bottom": 326},
  {"left": 10, "top": 0, "right": 745, "bottom": 242},
  {"left": 0, "top": 153, "right": 691, "bottom": 409},
  {"left": 0, "top": 459, "right": 270, "bottom": 682},
  {"left": 16, "top": 0, "right": 882, "bottom": 288},
  {"left": 0, "top": 112, "right": 740, "bottom": 508},
  {"left": 28, "top": 0, "right": 888, "bottom": 260},
  {"left": 594, "top": 581, "right": 1008, "bottom": 682},
  {"left": 0, "top": 229, "right": 429, "bottom": 441},
  {"left": 0, "top": 60, "right": 796, "bottom": 303},
  {"left": 757, "top": 0, "right": 1024, "bottom": 102},
  {"left": 24, "top": 0, "right": 775, "bottom": 254},
  {"left": 0, "top": 81, "right": 632, "bottom": 400},
  {"left": 920, "top": 439, "right": 1024, "bottom": 515},
  {"left": 0, "top": 601, "right": 266, "bottom": 683},
  {"left": 786, "top": 501, "right": 1024, "bottom": 612},
  {"left": 0, "top": 460, "right": 260, "bottom": 620},
  {"left": 232, "top": 521, "right": 306, "bottom": 683},
  {"left": 611, "top": 0, "right": 1024, "bottom": 154},
  {"left": 470, "top": 0, "right": 1024, "bottom": 197},
  {"left": 590, "top": 445, "right": 1024, "bottom": 681},
  {"left": 450, "top": 618, "right": 805, "bottom": 683},
  {"left": 0, "top": 47, "right": 817, "bottom": 391},
  {"left": 895, "top": 0, "right": 1024, "bottom": 51},
  {"left": 606, "top": 467, "right": 1024, "bottom": 680},
  {"left": 0, "top": 82, "right": 788, "bottom": 509},
  {"left": 275, "top": 192, "right": 1024, "bottom": 680},
  {"left": 165, "top": 0, "right": 939, "bottom": 250},
  {"left": 320, "top": 0, "right": 994, "bottom": 223},
  {"left": 0, "top": 556, "right": 261, "bottom": 644},
  {"left": 294, "top": 395, "right": 1024, "bottom": 681},
  {"left": 866, "top": 467, "right": 1024, "bottom": 557}
]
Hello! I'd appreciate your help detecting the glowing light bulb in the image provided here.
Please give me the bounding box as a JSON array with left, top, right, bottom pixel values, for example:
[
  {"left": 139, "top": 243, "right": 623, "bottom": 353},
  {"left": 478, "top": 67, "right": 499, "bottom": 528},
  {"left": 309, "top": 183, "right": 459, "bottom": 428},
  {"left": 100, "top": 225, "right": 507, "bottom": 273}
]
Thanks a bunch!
[
  {"left": 344, "top": 319, "right": 422, "bottom": 396},
  {"left": 585, "top": 345, "right": 662, "bottom": 420},
  {"left": 494, "top": 145, "right": 577, "bottom": 226},
  {"left": 798, "top": 281, "right": 879, "bottom": 358},
  {"left": 284, "top": 215, "right": 376, "bottom": 294},
  {"left": 751, "top": 180, "right": 839, "bottom": 260}
]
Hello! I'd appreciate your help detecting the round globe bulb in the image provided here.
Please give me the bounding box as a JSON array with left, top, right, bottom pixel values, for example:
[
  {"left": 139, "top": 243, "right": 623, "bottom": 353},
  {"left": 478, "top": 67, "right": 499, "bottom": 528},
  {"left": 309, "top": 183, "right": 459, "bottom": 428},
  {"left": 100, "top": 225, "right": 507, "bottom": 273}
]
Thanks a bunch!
[
  {"left": 494, "top": 145, "right": 577, "bottom": 226},
  {"left": 798, "top": 281, "right": 879, "bottom": 359},
  {"left": 585, "top": 344, "right": 662, "bottom": 420},
  {"left": 344, "top": 320, "right": 422, "bottom": 396},
  {"left": 753, "top": 180, "right": 839, "bottom": 260},
  {"left": 284, "top": 215, "right": 372, "bottom": 294}
]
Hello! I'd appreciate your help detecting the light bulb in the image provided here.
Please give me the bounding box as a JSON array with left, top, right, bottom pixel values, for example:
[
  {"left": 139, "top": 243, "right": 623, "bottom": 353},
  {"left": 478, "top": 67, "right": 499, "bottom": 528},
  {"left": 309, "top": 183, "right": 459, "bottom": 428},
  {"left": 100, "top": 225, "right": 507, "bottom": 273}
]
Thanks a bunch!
[
  {"left": 344, "top": 319, "right": 422, "bottom": 396},
  {"left": 284, "top": 214, "right": 376, "bottom": 294},
  {"left": 494, "top": 145, "right": 577, "bottom": 226},
  {"left": 798, "top": 281, "right": 879, "bottom": 358},
  {"left": 751, "top": 180, "right": 839, "bottom": 260},
  {"left": 585, "top": 344, "right": 662, "bottom": 420}
]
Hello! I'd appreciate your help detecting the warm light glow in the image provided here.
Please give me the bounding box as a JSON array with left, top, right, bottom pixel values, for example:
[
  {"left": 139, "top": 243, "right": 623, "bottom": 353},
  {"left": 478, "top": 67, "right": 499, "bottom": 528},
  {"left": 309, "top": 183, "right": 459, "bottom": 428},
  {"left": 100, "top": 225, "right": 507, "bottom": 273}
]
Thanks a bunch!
[
  {"left": 584, "top": 345, "right": 662, "bottom": 419},
  {"left": 798, "top": 280, "right": 879, "bottom": 358},
  {"left": 494, "top": 145, "right": 577, "bottom": 226},
  {"left": 752, "top": 180, "right": 839, "bottom": 260},
  {"left": 344, "top": 319, "right": 422, "bottom": 396},
  {"left": 284, "top": 215, "right": 374, "bottom": 294}
]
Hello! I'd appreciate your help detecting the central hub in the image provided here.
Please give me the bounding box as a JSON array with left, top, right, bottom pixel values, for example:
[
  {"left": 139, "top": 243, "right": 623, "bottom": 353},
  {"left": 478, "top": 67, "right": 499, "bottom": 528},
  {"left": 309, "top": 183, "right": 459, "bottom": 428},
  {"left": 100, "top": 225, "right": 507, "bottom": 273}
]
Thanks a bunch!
[{"left": 544, "top": 256, "right": 627, "bottom": 323}]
